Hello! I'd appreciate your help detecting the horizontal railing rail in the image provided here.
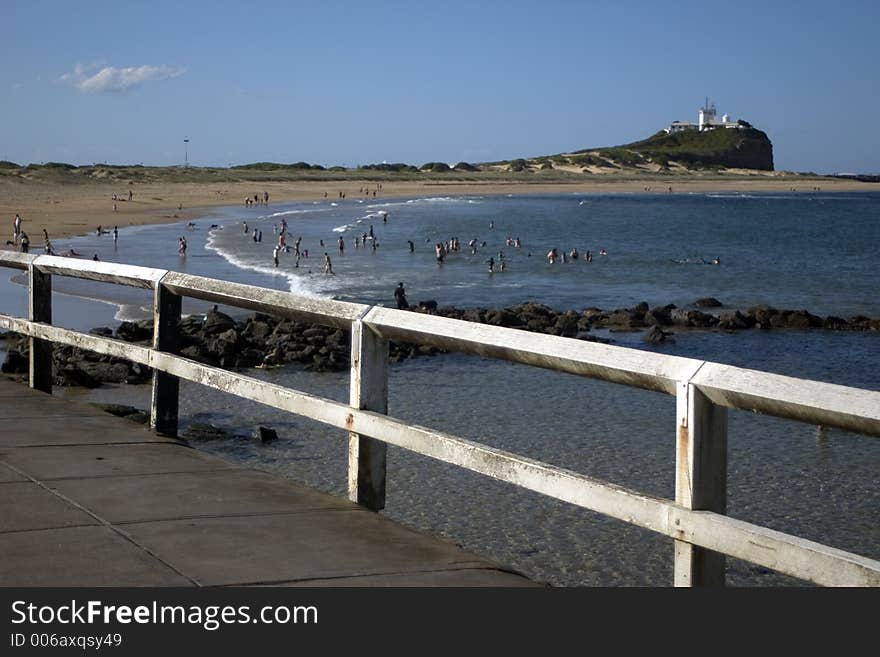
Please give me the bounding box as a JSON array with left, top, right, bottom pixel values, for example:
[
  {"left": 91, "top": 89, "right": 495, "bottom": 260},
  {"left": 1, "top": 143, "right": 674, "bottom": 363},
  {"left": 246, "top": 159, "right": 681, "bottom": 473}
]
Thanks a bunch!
[{"left": 1, "top": 252, "right": 878, "bottom": 586}]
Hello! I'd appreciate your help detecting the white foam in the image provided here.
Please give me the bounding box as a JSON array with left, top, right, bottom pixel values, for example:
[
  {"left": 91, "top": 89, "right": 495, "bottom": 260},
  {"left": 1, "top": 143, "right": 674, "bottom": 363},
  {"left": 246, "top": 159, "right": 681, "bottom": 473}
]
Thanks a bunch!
[
  {"left": 204, "top": 227, "right": 326, "bottom": 298},
  {"left": 366, "top": 196, "right": 475, "bottom": 209}
]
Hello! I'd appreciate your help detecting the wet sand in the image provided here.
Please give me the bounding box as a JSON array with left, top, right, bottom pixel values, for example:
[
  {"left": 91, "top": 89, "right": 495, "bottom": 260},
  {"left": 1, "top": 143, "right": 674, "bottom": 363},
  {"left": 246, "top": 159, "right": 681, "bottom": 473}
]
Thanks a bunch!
[{"left": 2, "top": 175, "right": 876, "bottom": 244}]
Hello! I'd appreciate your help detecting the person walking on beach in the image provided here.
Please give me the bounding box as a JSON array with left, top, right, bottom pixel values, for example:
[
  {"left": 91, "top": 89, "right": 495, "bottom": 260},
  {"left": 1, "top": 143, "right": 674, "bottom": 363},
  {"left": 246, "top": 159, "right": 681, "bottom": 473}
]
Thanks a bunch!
[
  {"left": 178, "top": 236, "right": 187, "bottom": 255},
  {"left": 273, "top": 245, "right": 280, "bottom": 267},
  {"left": 19, "top": 232, "right": 29, "bottom": 253},
  {"left": 394, "top": 282, "right": 409, "bottom": 310},
  {"left": 13, "top": 213, "right": 22, "bottom": 243},
  {"left": 322, "top": 253, "right": 334, "bottom": 274},
  {"left": 113, "top": 226, "right": 118, "bottom": 245},
  {"left": 487, "top": 256, "right": 495, "bottom": 273}
]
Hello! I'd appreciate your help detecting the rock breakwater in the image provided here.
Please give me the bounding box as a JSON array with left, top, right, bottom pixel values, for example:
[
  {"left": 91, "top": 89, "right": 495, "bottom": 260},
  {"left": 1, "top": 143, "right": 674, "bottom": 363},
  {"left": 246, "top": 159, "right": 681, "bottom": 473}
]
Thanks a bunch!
[{"left": 2, "top": 299, "right": 878, "bottom": 387}]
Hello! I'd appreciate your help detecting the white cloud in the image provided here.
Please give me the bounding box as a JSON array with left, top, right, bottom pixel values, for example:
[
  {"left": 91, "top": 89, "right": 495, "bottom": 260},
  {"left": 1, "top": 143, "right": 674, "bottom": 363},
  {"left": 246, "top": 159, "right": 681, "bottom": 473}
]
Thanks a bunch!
[{"left": 61, "top": 63, "right": 185, "bottom": 93}]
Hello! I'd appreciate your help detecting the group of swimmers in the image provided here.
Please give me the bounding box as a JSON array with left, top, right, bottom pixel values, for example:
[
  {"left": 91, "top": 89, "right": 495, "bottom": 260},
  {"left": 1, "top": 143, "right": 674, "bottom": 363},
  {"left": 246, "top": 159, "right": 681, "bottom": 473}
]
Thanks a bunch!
[{"left": 546, "top": 247, "right": 605, "bottom": 264}]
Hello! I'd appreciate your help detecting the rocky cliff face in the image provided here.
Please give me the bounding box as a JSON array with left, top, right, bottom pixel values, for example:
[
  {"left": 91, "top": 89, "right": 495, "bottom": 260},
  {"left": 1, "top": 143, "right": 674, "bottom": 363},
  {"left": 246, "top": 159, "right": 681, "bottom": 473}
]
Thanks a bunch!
[
  {"left": 718, "top": 128, "right": 774, "bottom": 170},
  {"left": 620, "top": 126, "right": 775, "bottom": 171}
]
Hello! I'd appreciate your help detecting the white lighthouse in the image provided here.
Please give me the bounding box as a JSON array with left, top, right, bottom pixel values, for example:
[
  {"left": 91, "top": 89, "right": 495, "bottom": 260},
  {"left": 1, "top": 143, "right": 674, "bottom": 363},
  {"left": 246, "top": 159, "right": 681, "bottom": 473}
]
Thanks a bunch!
[
  {"left": 698, "top": 98, "right": 717, "bottom": 131},
  {"left": 663, "top": 99, "right": 745, "bottom": 133}
]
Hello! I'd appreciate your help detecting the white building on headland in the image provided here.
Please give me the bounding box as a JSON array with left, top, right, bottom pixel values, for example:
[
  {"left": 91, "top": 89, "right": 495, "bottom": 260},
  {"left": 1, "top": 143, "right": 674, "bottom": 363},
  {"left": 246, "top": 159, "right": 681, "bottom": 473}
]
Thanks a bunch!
[{"left": 664, "top": 99, "right": 746, "bottom": 133}]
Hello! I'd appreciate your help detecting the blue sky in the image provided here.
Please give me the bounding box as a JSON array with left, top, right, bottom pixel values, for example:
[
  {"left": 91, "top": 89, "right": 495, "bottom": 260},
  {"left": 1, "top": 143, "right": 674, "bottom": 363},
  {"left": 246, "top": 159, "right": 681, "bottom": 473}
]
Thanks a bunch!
[{"left": 2, "top": 0, "right": 878, "bottom": 173}]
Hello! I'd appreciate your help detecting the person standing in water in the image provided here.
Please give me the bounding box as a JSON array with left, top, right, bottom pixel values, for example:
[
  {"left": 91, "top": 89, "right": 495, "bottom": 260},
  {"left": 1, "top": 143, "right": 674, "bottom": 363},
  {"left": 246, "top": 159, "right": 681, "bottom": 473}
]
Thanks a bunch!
[
  {"left": 394, "top": 282, "right": 409, "bottom": 310},
  {"left": 323, "top": 252, "right": 334, "bottom": 274}
]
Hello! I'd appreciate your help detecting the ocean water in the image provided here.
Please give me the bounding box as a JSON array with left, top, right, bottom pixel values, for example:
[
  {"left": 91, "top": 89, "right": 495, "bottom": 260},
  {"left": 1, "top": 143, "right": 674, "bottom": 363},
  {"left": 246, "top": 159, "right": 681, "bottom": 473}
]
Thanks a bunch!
[{"left": 2, "top": 191, "right": 879, "bottom": 586}]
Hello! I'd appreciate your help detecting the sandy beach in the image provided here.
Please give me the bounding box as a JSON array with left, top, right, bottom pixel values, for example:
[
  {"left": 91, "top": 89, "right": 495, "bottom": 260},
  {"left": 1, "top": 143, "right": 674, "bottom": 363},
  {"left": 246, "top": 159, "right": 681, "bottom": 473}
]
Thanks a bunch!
[{"left": 2, "top": 175, "right": 877, "bottom": 245}]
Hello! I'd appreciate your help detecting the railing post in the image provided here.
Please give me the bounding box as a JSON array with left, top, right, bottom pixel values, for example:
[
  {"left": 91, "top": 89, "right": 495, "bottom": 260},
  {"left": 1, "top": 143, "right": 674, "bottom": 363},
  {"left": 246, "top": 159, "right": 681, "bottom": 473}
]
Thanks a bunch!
[
  {"left": 674, "top": 376, "right": 728, "bottom": 586},
  {"left": 150, "top": 280, "right": 181, "bottom": 436},
  {"left": 348, "top": 313, "right": 388, "bottom": 511},
  {"left": 28, "top": 262, "right": 52, "bottom": 393}
]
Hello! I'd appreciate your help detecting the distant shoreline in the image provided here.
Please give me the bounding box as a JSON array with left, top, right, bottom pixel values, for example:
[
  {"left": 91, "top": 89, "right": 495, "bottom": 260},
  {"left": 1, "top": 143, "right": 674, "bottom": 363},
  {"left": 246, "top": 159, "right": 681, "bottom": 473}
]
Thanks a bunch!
[{"left": 2, "top": 173, "right": 878, "bottom": 245}]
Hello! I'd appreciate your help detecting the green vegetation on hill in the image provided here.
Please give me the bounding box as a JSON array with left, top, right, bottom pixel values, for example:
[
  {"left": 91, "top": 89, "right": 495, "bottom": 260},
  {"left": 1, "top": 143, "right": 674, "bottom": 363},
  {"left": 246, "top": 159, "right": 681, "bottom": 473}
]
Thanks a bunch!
[
  {"left": 358, "top": 163, "right": 418, "bottom": 172},
  {"left": 614, "top": 127, "right": 774, "bottom": 170},
  {"left": 232, "top": 162, "right": 325, "bottom": 171}
]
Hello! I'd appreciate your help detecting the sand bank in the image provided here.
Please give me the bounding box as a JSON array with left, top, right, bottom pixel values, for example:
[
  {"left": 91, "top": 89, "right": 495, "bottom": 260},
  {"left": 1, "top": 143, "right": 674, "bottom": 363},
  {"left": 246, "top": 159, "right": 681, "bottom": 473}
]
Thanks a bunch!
[{"left": 1, "top": 176, "right": 876, "bottom": 244}]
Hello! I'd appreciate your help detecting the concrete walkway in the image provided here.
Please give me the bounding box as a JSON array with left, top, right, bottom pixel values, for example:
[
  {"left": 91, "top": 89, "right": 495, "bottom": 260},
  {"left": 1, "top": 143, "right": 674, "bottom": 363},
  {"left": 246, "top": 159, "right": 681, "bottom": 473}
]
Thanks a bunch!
[{"left": 0, "top": 376, "right": 535, "bottom": 586}]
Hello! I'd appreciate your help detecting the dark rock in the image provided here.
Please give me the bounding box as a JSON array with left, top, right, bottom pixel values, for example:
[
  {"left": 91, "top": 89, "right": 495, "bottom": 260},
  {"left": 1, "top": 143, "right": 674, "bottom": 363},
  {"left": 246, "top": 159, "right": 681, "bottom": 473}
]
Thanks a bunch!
[
  {"left": 325, "top": 329, "right": 345, "bottom": 348},
  {"left": 178, "top": 316, "right": 205, "bottom": 335},
  {"left": 126, "top": 362, "right": 151, "bottom": 384},
  {"left": 578, "top": 334, "right": 612, "bottom": 344},
  {"left": 234, "top": 348, "right": 263, "bottom": 368},
  {"left": 253, "top": 426, "right": 278, "bottom": 443},
  {"left": 485, "top": 309, "right": 523, "bottom": 327},
  {"left": 461, "top": 309, "right": 486, "bottom": 323},
  {"left": 524, "top": 318, "right": 548, "bottom": 331},
  {"left": 55, "top": 365, "right": 100, "bottom": 388},
  {"left": 717, "top": 310, "right": 753, "bottom": 330},
  {"left": 554, "top": 311, "right": 580, "bottom": 336},
  {"left": 823, "top": 316, "right": 849, "bottom": 330},
  {"left": 632, "top": 301, "right": 650, "bottom": 314},
  {"left": 272, "top": 320, "right": 296, "bottom": 335},
  {"left": 115, "top": 321, "right": 152, "bottom": 342},
  {"left": 608, "top": 309, "right": 646, "bottom": 328},
  {"left": 695, "top": 297, "right": 723, "bottom": 308},
  {"left": 201, "top": 308, "right": 236, "bottom": 335},
  {"left": 1, "top": 350, "right": 28, "bottom": 374},
  {"left": 579, "top": 308, "right": 607, "bottom": 327},
  {"left": 511, "top": 301, "right": 555, "bottom": 318},
  {"left": 417, "top": 300, "right": 438, "bottom": 312},
  {"left": 642, "top": 326, "right": 675, "bottom": 344},
  {"left": 182, "top": 423, "right": 230, "bottom": 441},
  {"left": 88, "top": 327, "right": 114, "bottom": 337},
  {"left": 670, "top": 308, "right": 716, "bottom": 327},
  {"left": 79, "top": 362, "right": 130, "bottom": 383},
  {"left": 768, "top": 310, "right": 821, "bottom": 329},
  {"left": 93, "top": 403, "right": 149, "bottom": 424},
  {"left": 644, "top": 306, "right": 673, "bottom": 327},
  {"left": 242, "top": 320, "right": 272, "bottom": 342},
  {"left": 746, "top": 305, "right": 778, "bottom": 326},
  {"left": 204, "top": 328, "right": 240, "bottom": 364}
]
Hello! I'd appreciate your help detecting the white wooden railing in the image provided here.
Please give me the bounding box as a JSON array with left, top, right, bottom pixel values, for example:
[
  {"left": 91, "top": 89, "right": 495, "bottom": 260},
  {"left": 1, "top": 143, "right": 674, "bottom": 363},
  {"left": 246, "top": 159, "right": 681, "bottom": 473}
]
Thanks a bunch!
[{"left": 1, "top": 252, "right": 879, "bottom": 586}]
